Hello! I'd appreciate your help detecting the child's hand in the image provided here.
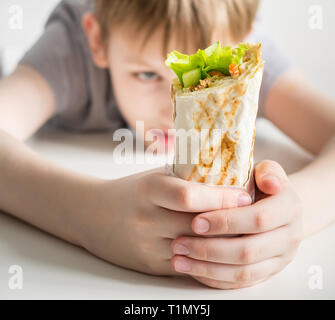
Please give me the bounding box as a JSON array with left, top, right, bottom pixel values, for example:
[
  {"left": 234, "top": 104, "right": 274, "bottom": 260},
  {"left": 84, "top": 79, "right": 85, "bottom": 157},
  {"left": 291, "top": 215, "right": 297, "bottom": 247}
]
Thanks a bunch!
[
  {"left": 76, "top": 167, "right": 252, "bottom": 276},
  {"left": 170, "top": 160, "right": 304, "bottom": 289}
]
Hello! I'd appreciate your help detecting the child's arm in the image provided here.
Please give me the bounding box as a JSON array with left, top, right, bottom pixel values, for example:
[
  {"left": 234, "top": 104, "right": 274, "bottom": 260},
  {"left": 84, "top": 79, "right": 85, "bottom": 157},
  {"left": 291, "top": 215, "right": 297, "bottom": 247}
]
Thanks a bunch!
[
  {"left": 0, "top": 126, "right": 250, "bottom": 275},
  {"left": 263, "top": 69, "right": 335, "bottom": 237},
  {"left": 0, "top": 65, "right": 55, "bottom": 141},
  {"left": 0, "top": 128, "right": 100, "bottom": 245},
  {"left": 0, "top": 65, "right": 94, "bottom": 244},
  {"left": 264, "top": 69, "right": 335, "bottom": 156}
]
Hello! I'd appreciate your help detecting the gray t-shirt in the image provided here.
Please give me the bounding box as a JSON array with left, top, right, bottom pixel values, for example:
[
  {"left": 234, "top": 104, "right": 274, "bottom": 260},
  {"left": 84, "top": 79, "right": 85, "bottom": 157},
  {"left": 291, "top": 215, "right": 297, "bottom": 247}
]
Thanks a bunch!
[{"left": 20, "top": 0, "right": 292, "bottom": 132}]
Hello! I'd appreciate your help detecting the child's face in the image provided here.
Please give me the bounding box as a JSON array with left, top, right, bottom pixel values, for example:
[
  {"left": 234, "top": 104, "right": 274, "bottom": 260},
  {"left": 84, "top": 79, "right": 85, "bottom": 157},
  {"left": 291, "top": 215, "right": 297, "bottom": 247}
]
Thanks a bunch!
[
  {"left": 83, "top": 13, "right": 232, "bottom": 149},
  {"left": 107, "top": 26, "right": 177, "bottom": 148}
]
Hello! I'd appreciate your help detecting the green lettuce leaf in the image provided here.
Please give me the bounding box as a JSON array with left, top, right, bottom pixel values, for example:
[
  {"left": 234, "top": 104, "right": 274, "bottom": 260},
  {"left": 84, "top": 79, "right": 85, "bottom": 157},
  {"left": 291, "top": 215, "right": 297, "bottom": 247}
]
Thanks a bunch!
[
  {"left": 164, "top": 49, "right": 205, "bottom": 87},
  {"left": 165, "top": 42, "right": 249, "bottom": 88},
  {"left": 203, "top": 44, "right": 233, "bottom": 75}
]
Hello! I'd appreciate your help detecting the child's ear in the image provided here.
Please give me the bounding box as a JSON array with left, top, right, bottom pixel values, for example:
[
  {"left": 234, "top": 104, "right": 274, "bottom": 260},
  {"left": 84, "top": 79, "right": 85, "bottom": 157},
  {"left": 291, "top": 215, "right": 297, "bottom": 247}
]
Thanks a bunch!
[{"left": 82, "top": 12, "right": 109, "bottom": 68}]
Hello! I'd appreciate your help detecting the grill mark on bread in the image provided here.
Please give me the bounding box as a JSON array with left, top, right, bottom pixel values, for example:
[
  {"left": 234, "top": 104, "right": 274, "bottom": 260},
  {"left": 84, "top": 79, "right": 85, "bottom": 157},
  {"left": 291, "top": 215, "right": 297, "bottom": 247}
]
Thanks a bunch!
[
  {"left": 224, "top": 96, "right": 241, "bottom": 129},
  {"left": 194, "top": 92, "right": 222, "bottom": 148},
  {"left": 210, "top": 94, "right": 218, "bottom": 105},
  {"left": 198, "top": 92, "right": 229, "bottom": 161},
  {"left": 230, "top": 176, "right": 237, "bottom": 185},
  {"left": 219, "top": 87, "right": 233, "bottom": 108},
  {"left": 193, "top": 89, "right": 235, "bottom": 183},
  {"left": 234, "top": 82, "right": 247, "bottom": 95},
  {"left": 216, "top": 134, "right": 237, "bottom": 185},
  {"left": 188, "top": 91, "right": 227, "bottom": 181},
  {"left": 186, "top": 82, "right": 252, "bottom": 185},
  {"left": 197, "top": 132, "right": 236, "bottom": 184}
]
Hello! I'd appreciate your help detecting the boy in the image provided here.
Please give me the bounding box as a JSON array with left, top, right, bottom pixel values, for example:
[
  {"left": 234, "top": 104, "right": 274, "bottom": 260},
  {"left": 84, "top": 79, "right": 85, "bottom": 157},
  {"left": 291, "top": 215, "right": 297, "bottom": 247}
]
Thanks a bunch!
[{"left": 0, "top": 0, "right": 334, "bottom": 290}]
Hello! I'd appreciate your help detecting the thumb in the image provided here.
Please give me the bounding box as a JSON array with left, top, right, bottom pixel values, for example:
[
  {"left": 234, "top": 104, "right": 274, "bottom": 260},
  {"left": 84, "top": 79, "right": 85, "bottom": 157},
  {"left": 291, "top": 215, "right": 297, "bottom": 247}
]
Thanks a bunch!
[{"left": 254, "top": 160, "right": 288, "bottom": 195}]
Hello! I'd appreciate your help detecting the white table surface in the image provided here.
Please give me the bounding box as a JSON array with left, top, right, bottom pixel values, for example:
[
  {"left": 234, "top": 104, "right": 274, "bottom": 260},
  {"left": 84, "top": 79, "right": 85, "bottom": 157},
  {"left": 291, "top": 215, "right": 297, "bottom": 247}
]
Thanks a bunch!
[{"left": 0, "top": 118, "right": 334, "bottom": 299}]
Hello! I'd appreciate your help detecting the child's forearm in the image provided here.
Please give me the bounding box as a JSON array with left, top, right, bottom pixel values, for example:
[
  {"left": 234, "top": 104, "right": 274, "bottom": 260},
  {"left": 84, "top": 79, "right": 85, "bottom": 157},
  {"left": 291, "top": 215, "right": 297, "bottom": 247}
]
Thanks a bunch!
[
  {"left": 0, "top": 65, "right": 55, "bottom": 141},
  {"left": 0, "top": 129, "right": 101, "bottom": 246},
  {"left": 288, "top": 134, "right": 335, "bottom": 238}
]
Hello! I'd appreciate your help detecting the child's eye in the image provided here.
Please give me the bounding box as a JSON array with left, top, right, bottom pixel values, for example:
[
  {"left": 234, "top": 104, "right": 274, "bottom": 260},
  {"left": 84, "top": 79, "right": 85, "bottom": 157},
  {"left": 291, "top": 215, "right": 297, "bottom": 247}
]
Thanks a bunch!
[{"left": 135, "top": 72, "right": 160, "bottom": 81}]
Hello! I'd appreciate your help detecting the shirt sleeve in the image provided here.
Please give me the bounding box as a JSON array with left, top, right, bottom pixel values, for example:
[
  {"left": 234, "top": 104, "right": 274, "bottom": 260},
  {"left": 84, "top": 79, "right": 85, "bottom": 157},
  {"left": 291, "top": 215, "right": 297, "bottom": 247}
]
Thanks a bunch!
[
  {"left": 19, "top": 2, "right": 88, "bottom": 116},
  {"left": 245, "top": 17, "right": 294, "bottom": 118}
]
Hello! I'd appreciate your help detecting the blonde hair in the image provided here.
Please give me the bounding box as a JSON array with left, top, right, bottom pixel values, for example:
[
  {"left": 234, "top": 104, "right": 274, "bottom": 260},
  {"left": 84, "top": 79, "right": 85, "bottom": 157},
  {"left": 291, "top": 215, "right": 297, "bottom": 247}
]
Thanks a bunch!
[{"left": 94, "top": 0, "right": 260, "bottom": 56}]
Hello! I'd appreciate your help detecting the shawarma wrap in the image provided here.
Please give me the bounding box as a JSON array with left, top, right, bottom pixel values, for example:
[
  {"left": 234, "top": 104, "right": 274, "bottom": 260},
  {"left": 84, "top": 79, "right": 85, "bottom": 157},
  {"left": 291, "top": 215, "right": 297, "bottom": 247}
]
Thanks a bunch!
[{"left": 165, "top": 42, "right": 264, "bottom": 200}]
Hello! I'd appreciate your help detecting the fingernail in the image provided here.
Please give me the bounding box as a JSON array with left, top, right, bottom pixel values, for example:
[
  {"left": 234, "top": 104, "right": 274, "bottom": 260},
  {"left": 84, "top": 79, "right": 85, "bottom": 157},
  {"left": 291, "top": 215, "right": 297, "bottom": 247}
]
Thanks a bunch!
[
  {"left": 194, "top": 218, "right": 210, "bottom": 233},
  {"left": 174, "top": 259, "right": 191, "bottom": 272},
  {"left": 174, "top": 244, "right": 190, "bottom": 255},
  {"left": 238, "top": 193, "right": 252, "bottom": 207}
]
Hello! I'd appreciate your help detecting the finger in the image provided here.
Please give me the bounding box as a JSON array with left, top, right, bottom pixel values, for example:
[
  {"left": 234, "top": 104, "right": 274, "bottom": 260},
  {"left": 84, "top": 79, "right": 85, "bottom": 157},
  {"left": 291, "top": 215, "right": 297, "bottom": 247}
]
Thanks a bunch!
[
  {"left": 192, "top": 275, "right": 271, "bottom": 290},
  {"left": 255, "top": 160, "right": 288, "bottom": 195},
  {"left": 147, "top": 171, "right": 251, "bottom": 212},
  {"left": 155, "top": 205, "right": 246, "bottom": 239},
  {"left": 171, "top": 225, "right": 300, "bottom": 264},
  {"left": 170, "top": 254, "right": 284, "bottom": 283},
  {"left": 190, "top": 248, "right": 298, "bottom": 289},
  {"left": 192, "top": 186, "right": 298, "bottom": 235}
]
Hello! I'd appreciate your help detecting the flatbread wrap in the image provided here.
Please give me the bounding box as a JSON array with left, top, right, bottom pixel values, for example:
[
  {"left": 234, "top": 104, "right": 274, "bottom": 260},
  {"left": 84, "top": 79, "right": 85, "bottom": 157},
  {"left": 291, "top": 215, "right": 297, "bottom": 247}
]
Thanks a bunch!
[{"left": 165, "top": 42, "right": 264, "bottom": 201}]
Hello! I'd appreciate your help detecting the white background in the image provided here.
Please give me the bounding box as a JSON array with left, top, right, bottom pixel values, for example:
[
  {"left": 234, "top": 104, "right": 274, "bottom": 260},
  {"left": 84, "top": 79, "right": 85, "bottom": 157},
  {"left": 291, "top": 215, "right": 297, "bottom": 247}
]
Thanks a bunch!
[
  {"left": 0, "top": 0, "right": 334, "bottom": 299},
  {"left": 0, "top": 0, "right": 334, "bottom": 97}
]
